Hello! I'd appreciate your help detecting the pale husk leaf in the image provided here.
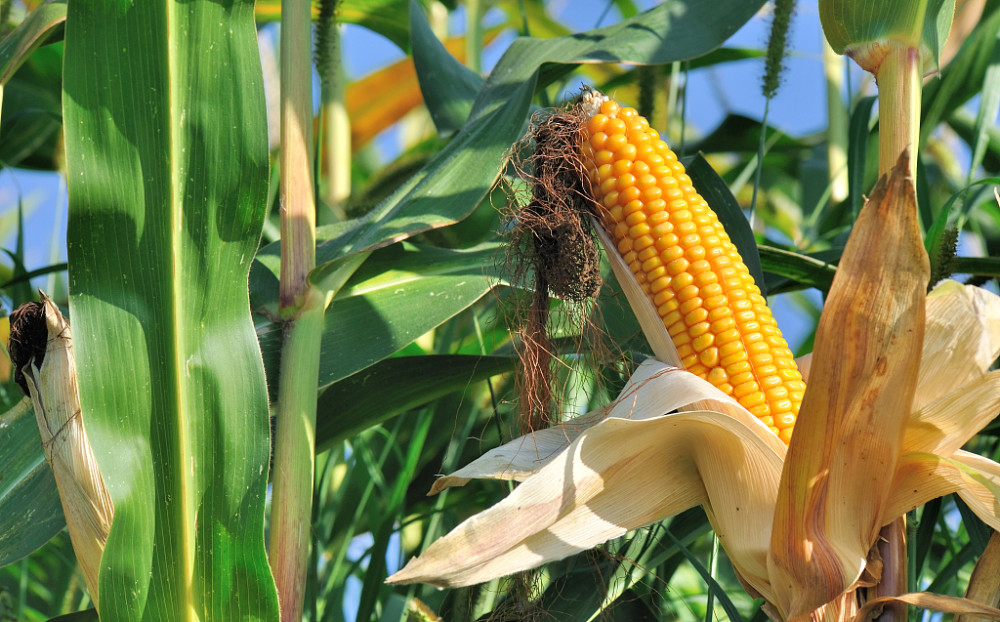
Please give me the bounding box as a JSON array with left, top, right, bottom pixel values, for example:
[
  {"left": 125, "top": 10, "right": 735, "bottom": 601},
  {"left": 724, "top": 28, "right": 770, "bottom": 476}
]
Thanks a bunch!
[
  {"left": 430, "top": 359, "right": 778, "bottom": 494},
  {"left": 904, "top": 370, "right": 1000, "bottom": 455},
  {"left": 914, "top": 281, "right": 1000, "bottom": 411},
  {"left": 887, "top": 450, "right": 1000, "bottom": 530},
  {"left": 959, "top": 531, "right": 1000, "bottom": 621},
  {"left": 22, "top": 294, "right": 113, "bottom": 607},
  {"left": 768, "top": 153, "right": 929, "bottom": 619},
  {"left": 428, "top": 406, "right": 608, "bottom": 494},
  {"left": 387, "top": 397, "right": 783, "bottom": 597}
]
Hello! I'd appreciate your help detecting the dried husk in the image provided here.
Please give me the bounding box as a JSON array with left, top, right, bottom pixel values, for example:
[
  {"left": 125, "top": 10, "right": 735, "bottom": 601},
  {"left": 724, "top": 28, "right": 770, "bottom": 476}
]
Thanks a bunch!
[
  {"left": 387, "top": 359, "right": 786, "bottom": 599},
  {"left": 429, "top": 358, "right": 766, "bottom": 494},
  {"left": 768, "top": 151, "right": 930, "bottom": 619},
  {"left": 386, "top": 278, "right": 1000, "bottom": 618},
  {"left": 959, "top": 531, "right": 1000, "bottom": 621},
  {"left": 915, "top": 281, "right": 1000, "bottom": 411},
  {"left": 16, "top": 294, "right": 113, "bottom": 607}
]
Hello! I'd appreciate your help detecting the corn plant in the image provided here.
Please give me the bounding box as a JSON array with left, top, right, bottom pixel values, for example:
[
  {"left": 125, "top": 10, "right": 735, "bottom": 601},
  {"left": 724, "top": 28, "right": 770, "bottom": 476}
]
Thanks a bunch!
[{"left": 1, "top": 0, "right": 1000, "bottom": 621}]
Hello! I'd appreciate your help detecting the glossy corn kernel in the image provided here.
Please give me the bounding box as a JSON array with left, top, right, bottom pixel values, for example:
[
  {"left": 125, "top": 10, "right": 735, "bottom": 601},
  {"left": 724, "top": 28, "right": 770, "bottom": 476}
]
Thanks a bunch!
[{"left": 580, "top": 96, "right": 805, "bottom": 444}]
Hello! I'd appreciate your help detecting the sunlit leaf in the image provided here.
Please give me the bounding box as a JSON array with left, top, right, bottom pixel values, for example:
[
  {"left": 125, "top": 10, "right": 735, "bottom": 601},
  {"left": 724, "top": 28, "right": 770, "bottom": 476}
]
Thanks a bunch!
[
  {"left": 256, "top": 243, "right": 502, "bottom": 391},
  {"left": 0, "top": 0, "right": 65, "bottom": 85},
  {"left": 63, "top": 1, "right": 277, "bottom": 619},
  {"left": 0, "top": 399, "right": 64, "bottom": 567}
]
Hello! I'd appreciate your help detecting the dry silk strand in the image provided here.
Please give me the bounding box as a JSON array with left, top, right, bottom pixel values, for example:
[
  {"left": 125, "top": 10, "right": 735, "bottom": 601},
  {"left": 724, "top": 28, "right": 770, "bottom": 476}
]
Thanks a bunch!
[{"left": 578, "top": 91, "right": 805, "bottom": 443}]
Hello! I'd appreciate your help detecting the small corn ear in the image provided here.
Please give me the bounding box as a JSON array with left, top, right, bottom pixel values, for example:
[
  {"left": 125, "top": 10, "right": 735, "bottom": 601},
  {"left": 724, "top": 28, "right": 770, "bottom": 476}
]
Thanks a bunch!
[{"left": 12, "top": 293, "right": 113, "bottom": 608}]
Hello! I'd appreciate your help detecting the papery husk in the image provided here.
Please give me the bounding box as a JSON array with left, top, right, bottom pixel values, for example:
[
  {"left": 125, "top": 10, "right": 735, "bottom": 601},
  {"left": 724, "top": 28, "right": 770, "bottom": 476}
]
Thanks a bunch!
[
  {"left": 904, "top": 370, "right": 1000, "bottom": 455},
  {"left": 959, "top": 530, "right": 1000, "bottom": 621},
  {"left": 16, "top": 294, "right": 113, "bottom": 608},
  {"left": 856, "top": 593, "right": 1000, "bottom": 622},
  {"left": 430, "top": 359, "right": 775, "bottom": 494},
  {"left": 388, "top": 360, "right": 785, "bottom": 600},
  {"left": 888, "top": 451, "right": 1000, "bottom": 530},
  {"left": 768, "top": 151, "right": 930, "bottom": 619},
  {"left": 915, "top": 281, "right": 1000, "bottom": 411}
]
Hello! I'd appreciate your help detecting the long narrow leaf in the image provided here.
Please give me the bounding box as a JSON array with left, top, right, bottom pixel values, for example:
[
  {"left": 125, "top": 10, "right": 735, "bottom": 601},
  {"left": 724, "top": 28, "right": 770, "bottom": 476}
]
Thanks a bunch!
[
  {"left": 0, "top": 399, "right": 64, "bottom": 566},
  {"left": 0, "top": 0, "right": 66, "bottom": 85},
  {"left": 62, "top": 1, "right": 278, "bottom": 619}
]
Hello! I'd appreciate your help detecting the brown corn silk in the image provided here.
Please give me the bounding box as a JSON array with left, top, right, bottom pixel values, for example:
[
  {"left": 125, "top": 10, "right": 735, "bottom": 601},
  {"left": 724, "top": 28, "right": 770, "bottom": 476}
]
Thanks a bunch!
[
  {"left": 506, "top": 106, "right": 602, "bottom": 432},
  {"left": 577, "top": 91, "right": 805, "bottom": 443}
]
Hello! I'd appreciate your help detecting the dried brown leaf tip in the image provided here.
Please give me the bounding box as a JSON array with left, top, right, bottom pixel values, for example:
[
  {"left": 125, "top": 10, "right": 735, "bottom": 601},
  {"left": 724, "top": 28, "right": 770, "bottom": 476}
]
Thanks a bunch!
[{"left": 9, "top": 300, "right": 47, "bottom": 396}]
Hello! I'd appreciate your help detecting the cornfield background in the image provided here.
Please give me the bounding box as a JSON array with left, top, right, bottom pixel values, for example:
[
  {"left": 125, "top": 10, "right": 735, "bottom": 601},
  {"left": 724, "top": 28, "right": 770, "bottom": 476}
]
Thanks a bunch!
[{"left": 1, "top": 0, "right": 999, "bottom": 620}]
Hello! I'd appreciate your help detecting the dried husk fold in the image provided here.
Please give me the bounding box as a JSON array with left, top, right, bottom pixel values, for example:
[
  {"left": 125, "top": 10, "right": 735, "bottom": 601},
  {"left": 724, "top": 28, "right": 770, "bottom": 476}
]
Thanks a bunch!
[
  {"left": 768, "top": 152, "right": 929, "bottom": 618},
  {"left": 386, "top": 276, "right": 1000, "bottom": 618},
  {"left": 387, "top": 359, "right": 786, "bottom": 598},
  {"left": 959, "top": 531, "right": 1000, "bottom": 620},
  {"left": 17, "top": 294, "right": 113, "bottom": 607}
]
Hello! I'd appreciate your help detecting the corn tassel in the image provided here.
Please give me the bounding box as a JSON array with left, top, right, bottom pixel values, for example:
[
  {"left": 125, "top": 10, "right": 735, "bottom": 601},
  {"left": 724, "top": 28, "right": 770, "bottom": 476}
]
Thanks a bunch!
[{"left": 579, "top": 92, "right": 805, "bottom": 443}]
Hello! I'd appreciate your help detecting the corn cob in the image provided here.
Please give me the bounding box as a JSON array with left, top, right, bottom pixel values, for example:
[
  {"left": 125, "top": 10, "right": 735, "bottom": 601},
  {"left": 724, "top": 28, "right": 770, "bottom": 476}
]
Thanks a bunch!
[{"left": 578, "top": 93, "right": 805, "bottom": 444}]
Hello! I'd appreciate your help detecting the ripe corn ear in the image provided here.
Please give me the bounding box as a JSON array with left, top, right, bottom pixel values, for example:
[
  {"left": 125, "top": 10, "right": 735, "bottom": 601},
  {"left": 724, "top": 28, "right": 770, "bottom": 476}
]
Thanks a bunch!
[{"left": 578, "top": 92, "right": 805, "bottom": 444}]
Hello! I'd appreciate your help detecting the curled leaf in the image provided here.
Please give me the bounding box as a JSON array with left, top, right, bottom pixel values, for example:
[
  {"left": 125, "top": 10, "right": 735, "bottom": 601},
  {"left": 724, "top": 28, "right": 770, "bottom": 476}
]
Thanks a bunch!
[{"left": 389, "top": 361, "right": 784, "bottom": 600}]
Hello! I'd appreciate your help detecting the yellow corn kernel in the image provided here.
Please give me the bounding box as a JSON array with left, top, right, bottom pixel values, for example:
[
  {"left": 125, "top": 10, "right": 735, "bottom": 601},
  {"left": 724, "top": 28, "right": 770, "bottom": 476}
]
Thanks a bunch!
[{"left": 580, "top": 94, "right": 805, "bottom": 443}]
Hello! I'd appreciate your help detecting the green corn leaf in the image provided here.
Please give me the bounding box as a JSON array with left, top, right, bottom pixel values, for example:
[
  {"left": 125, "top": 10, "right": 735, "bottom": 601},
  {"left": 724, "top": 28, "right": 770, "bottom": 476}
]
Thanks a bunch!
[
  {"left": 0, "top": 0, "right": 66, "bottom": 85},
  {"left": 62, "top": 1, "right": 278, "bottom": 619},
  {"left": 410, "top": 0, "right": 483, "bottom": 134},
  {"left": 257, "top": 242, "right": 502, "bottom": 392},
  {"left": 315, "top": 354, "right": 514, "bottom": 450},
  {"left": 0, "top": 399, "right": 64, "bottom": 567}
]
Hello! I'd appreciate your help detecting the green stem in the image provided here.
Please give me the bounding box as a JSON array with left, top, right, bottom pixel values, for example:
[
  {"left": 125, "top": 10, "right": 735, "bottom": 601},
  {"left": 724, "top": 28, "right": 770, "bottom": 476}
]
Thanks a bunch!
[
  {"left": 271, "top": 0, "right": 320, "bottom": 619},
  {"left": 465, "top": 0, "right": 482, "bottom": 74},
  {"left": 269, "top": 286, "right": 325, "bottom": 622},
  {"left": 823, "top": 39, "right": 848, "bottom": 204},
  {"left": 875, "top": 44, "right": 921, "bottom": 178},
  {"left": 278, "top": 0, "right": 317, "bottom": 312}
]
